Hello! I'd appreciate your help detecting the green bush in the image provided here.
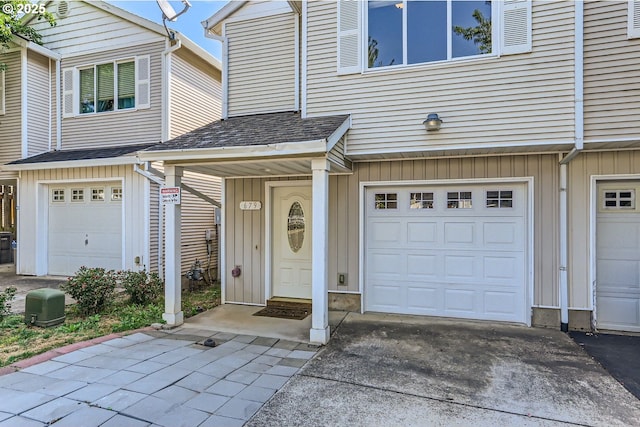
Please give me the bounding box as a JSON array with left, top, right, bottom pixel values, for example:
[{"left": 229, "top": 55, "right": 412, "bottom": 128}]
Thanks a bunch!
[
  {"left": 118, "top": 270, "right": 163, "bottom": 305},
  {"left": 61, "top": 267, "right": 116, "bottom": 315},
  {"left": 0, "top": 287, "right": 17, "bottom": 321}
]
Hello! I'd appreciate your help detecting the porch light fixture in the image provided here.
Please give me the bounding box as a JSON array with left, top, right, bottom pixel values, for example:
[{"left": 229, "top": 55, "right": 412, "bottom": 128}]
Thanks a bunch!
[{"left": 423, "top": 113, "right": 443, "bottom": 131}]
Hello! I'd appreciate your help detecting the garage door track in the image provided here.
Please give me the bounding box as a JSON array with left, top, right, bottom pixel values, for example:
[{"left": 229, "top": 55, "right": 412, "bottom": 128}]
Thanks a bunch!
[{"left": 248, "top": 313, "right": 640, "bottom": 426}]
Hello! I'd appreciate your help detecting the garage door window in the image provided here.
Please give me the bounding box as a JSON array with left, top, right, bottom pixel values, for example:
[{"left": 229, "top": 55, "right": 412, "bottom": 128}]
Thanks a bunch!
[
  {"left": 71, "top": 189, "right": 84, "bottom": 202},
  {"left": 603, "top": 190, "right": 635, "bottom": 209},
  {"left": 486, "top": 190, "right": 513, "bottom": 208},
  {"left": 52, "top": 189, "right": 65, "bottom": 202},
  {"left": 375, "top": 193, "right": 397, "bottom": 209},
  {"left": 447, "top": 191, "right": 472, "bottom": 209},
  {"left": 91, "top": 188, "right": 105, "bottom": 201},
  {"left": 410, "top": 192, "right": 434, "bottom": 209},
  {"left": 111, "top": 187, "right": 123, "bottom": 201}
]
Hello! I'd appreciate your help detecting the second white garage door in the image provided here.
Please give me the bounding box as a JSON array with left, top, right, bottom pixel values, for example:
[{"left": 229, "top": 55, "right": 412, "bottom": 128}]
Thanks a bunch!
[
  {"left": 48, "top": 182, "right": 123, "bottom": 276},
  {"left": 365, "top": 183, "right": 528, "bottom": 324}
]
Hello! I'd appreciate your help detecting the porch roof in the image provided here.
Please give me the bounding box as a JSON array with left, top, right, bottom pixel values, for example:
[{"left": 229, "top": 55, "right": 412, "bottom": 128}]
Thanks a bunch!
[
  {"left": 139, "top": 112, "right": 352, "bottom": 177},
  {"left": 2, "top": 143, "right": 154, "bottom": 171}
]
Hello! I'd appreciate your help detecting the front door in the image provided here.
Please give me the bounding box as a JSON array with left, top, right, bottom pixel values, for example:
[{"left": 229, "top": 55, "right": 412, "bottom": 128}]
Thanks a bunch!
[{"left": 272, "top": 186, "right": 312, "bottom": 299}]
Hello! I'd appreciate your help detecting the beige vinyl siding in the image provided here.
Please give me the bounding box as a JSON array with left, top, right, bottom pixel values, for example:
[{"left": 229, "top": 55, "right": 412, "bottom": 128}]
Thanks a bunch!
[
  {"left": 225, "top": 155, "right": 558, "bottom": 307},
  {"left": 584, "top": 1, "right": 640, "bottom": 141},
  {"left": 17, "top": 165, "right": 147, "bottom": 275},
  {"left": 0, "top": 51, "right": 23, "bottom": 180},
  {"left": 306, "top": 1, "right": 575, "bottom": 157},
  {"left": 60, "top": 42, "right": 163, "bottom": 150},
  {"left": 170, "top": 49, "right": 222, "bottom": 139},
  {"left": 27, "top": 51, "right": 51, "bottom": 157},
  {"left": 567, "top": 152, "right": 640, "bottom": 310},
  {"left": 226, "top": 13, "right": 297, "bottom": 117},
  {"left": 29, "top": 1, "right": 164, "bottom": 56},
  {"left": 179, "top": 171, "right": 222, "bottom": 276}
]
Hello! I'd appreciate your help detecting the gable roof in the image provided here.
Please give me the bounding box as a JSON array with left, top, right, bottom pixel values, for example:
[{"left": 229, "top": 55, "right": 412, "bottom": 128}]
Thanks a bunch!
[{"left": 203, "top": 0, "right": 301, "bottom": 35}]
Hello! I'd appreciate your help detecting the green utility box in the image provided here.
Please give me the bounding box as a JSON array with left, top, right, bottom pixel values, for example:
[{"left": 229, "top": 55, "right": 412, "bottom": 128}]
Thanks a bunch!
[{"left": 24, "top": 289, "right": 66, "bottom": 327}]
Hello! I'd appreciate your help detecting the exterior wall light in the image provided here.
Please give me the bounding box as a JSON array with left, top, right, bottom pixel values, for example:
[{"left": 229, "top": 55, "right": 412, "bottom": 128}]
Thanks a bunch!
[{"left": 423, "top": 113, "right": 443, "bottom": 131}]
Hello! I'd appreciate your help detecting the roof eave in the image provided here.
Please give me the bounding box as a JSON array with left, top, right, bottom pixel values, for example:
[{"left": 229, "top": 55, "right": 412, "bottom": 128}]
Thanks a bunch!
[
  {"left": 2, "top": 156, "right": 142, "bottom": 172},
  {"left": 202, "top": 1, "right": 247, "bottom": 35}
]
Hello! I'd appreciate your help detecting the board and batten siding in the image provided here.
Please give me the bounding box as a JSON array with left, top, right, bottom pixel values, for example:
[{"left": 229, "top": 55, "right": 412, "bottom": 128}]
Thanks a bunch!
[
  {"left": 225, "top": 154, "right": 558, "bottom": 308},
  {"left": 27, "top": 51, "right": 51, "bottom": 157},
  {"left": 29, "top": 1, "right": 164, "bottom": 56},
  {"left": 0, "top": 51, "right": 22, "bottom": 180},
  {"left": 60, "top": 42, "right": 164, "bottom": 150},
  {"left": 583, "top": 1, "right": 640, "bottom": 142},
  {"left": 226, "top": 13, "right": 297, "bottom": 117},
  {"left": 17, "top": 165, "right": 147, "bottom": 275},
  {"left": 306, "top": 1, "right": 575, "bottom": 157},
  {"left": 170, "top": 49, "right": 222, "bottom": 139},
  {"left": 567, "top": 152, "right": 640, "bottom": 310}
]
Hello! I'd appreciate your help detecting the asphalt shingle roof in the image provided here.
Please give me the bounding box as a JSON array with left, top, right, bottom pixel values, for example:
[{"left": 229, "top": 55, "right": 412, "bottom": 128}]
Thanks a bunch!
[
  {"left": 7, "top": 143, "right": 157, "bottom": 165},
  {"left": 145, "top": 112, "right": 350, "bottom": 152}
]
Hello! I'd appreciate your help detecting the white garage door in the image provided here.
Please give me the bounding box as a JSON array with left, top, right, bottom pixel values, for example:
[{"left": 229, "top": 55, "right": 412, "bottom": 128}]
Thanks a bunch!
[
  {"left": 365, "top": 183, "right": 528, "bottom": 323},
  {"left": 596, "top": 184, "right": 640, "bottom": 332},
  {"left": 48, "top": 183, "right": 123, "bottom": 276}
]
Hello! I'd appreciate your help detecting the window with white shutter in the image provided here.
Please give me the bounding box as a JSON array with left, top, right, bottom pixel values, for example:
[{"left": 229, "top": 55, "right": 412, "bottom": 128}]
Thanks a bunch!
[
  {"left": 0, "top": 70, "right": 5, "bottom": 116},
  {"left": 629, "top": 0, "right": 640, "bottom": 38},
  {"left": 135, "top": 55, "right": 150, "bottom": 109},
  {"left": 62, "top": 68, "right": 75, "bottom": 117},
  {"left": 501, "top": 0, "right": 532, "bottom": 55},
  {"left": 337, "top": 0, "right": 361, "bottom": 74}
]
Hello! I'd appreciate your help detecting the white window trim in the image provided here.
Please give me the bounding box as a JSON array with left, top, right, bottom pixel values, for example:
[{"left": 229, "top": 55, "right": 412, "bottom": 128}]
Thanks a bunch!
[
  {"left": 364, "top": 0, "right": 500, "bottom": 71},
  {"left": 63, "top": 55, "right": 150, "bottom": 117}
]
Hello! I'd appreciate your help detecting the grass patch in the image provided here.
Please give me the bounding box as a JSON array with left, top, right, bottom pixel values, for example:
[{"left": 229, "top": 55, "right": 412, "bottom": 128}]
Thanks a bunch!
[{"left": 0, "top": 285, "right": 221, "bottom": 368}]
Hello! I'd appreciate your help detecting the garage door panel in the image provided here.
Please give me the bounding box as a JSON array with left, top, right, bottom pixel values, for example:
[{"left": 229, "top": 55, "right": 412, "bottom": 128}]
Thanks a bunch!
[
  {"left": 598, "top": 221, "right": 640, "bottom": 250},
  {"left": 598, "top": 260, "right": 640, "bottom": 287},
  {"left": 365, "top": 183, "right": 527, "bottom": 324},
  {"left": 597, "top": 297, "right": 640, "bottom": 329}
]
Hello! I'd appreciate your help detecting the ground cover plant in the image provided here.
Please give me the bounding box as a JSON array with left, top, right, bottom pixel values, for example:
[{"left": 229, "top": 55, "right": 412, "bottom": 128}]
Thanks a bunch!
[{"left": 0, "top": 269, "right": 220, "bottom": 367}]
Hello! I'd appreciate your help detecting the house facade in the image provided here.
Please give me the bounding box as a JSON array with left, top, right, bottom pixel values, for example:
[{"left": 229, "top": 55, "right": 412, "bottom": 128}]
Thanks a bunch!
[
  {"left": 0, "top": 1, "right": 223, "bottom": 282},
  {"left": 141, "top": 0, "right": 640, "bottom": 343}
]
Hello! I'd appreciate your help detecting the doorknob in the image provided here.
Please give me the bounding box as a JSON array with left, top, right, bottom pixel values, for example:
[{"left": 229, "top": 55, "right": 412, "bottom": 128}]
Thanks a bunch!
[{"left": 85, "top": 234, "right": 89, "bottom": 246}]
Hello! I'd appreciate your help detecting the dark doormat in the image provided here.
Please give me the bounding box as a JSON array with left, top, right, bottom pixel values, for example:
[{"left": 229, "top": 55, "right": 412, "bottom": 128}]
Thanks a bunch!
[
  {"left": 253, "top": 305, "right": 311, "bottom": 320},
  {"left": 570, "top": 331, "right": 640, "bottom": 399}
]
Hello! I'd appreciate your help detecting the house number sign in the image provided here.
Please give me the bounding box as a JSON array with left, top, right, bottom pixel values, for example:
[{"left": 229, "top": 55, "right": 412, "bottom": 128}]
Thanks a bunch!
[{"left": 240, "top": 201, "right": 262, "bottom": 210}]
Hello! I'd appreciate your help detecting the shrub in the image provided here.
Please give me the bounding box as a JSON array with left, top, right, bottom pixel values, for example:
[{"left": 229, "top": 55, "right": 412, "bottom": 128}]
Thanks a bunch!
[
  {"left": 0, "top": 287, "right": 17, "bottom": 321},
  {"left": 118, "top": 270, "right": 163, "bottom": 305},
  {"left": 61, "top": 267, "right": 116, "bottom": 315}
]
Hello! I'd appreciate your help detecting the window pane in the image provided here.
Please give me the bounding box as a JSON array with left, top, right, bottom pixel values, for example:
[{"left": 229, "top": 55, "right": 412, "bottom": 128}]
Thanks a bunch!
[
  {"left": 118, "top": 62, "right": 135, "bottom": 110},
  {"left": 407, "top": 1, "right": 446, "bottom": 64},
  {"left": 368, "top": 1, "right": 402, "bottom": 68},
  {"left": 97, "top": 63, "right": 114, "bottom": 112},
  {"left": 79, "top": 68, "right": 95, "bottom": 114},
  {"left": 452, "top": 0, "right": 492, "bottom": 58}
]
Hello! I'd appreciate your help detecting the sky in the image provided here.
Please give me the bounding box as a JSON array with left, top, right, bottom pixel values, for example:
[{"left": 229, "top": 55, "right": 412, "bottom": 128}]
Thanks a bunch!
[{"left": 106, "top": 1, "right": 229, "bottom": 60}]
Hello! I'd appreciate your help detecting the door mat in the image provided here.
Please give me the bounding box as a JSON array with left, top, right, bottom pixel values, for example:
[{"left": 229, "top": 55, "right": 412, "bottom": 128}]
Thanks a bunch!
[{"left": 253, "top": 305, "right": 311, "bottom": 320}]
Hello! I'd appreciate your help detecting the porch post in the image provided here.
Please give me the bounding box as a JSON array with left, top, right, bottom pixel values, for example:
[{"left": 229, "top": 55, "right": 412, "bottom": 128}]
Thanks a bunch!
[
  {"left": 163, "top": 165, "right": 184, "bottom": 326},
  {"left": 310, "top": 158, "right": 330, "bottom": 344}
]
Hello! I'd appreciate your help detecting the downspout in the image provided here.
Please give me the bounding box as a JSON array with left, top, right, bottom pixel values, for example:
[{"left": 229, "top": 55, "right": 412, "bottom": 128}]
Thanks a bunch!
[
  {"left": 203, "top": 23, "right": 228, "bottom": 119},
  {"left": 134, "top": 164, "right": 165, "bottom": 275},
  {"left": 162, "top": 38, "right": 182, "bottom": 141},
  {"left": 558, "top": 0, "right": 584, "bottom": 333},
  {"left": 55, "top": 58, "right": 61, "bottom": 150}
]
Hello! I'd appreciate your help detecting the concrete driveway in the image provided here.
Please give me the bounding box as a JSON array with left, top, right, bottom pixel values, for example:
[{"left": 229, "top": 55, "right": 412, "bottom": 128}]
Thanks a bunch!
[{"left": 247, "top": 313, "right": 640, "bottom": 427}]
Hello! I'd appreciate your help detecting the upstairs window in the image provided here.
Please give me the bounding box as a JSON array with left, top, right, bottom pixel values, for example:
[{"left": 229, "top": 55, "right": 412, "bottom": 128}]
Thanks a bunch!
[
  {"left": 63, "top": 56, "right": 150, "bottom": 117},
  {"left": 367, "top": 0, "right": 494, "bottom": 69},
  {"left": 79, "top": 61, "right": 136, "bottom": 114}
]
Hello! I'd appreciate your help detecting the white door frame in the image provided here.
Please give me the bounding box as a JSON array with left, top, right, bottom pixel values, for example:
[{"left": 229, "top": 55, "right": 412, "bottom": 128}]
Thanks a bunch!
[
  {"left": 265, "top": 180, "right": 312, "bottom": 303},
  {"left": 589, "top": 174, "right": 640, "bottom": 329},
  {"left": 36, "top": 178, "right": 126, "bottom": 275},
  {"left": 359, "top": 177, "right": 534, "bottom": 325}
]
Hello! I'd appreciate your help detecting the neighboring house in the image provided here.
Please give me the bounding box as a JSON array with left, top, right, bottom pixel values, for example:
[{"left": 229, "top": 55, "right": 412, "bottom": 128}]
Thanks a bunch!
[
  {"left": 140, "top": 0, "right": 640, "bottom": 343},
  {"left": 0, "top": 0, "right": 223, "bottom": 283}
]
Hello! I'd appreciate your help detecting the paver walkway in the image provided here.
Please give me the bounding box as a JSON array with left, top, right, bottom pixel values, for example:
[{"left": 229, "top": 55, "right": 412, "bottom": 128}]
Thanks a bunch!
[{"left": 0, "top": 328, "right": 318, "bottom": 427}]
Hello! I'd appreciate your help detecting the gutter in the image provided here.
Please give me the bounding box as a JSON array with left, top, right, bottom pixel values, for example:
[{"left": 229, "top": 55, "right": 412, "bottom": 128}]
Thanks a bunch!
[{"left": 558, "top": 1, "right": 584, "bottom": 333}]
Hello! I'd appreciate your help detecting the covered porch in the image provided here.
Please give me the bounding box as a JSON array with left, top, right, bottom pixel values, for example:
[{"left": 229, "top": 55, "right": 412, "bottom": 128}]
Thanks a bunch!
[{"left": 139, "top": 112, "right": 352, "bottom": 344}]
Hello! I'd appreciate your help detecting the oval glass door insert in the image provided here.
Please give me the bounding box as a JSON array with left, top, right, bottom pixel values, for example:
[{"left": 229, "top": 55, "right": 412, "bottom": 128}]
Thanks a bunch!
[{"left": 287, "top": 201, "right": 305, "bottom": 253}]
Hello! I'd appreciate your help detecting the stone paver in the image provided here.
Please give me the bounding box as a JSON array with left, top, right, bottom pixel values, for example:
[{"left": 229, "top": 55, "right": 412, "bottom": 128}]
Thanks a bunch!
[{"left": 0, "top": 329, "right": 315, "bottom": 427}]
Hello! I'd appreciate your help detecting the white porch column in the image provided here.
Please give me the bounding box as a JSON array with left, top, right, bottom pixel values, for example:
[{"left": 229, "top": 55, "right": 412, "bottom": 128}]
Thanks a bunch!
[
  {"left": 163, "top": 165, "right": 184, "bottom": 326},
  {"left": 310, "top": 158, "right": 330, "bottom": 344}
]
